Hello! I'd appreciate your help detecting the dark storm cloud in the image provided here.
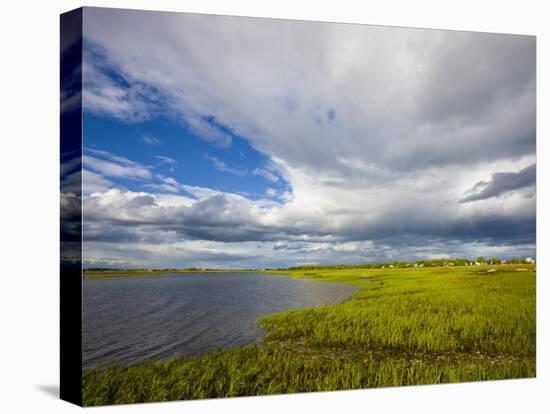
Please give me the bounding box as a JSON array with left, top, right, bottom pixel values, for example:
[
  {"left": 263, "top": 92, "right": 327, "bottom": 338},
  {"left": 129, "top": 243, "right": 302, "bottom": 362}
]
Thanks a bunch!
[
  {"left": 83, "top": 190, "right": 332, "bottom": 244},
  {"left": 82, "top": 185, "right": 534, "bottom": 250},
  {"left": 341, "top": 209, "right": 535, "bottom": 247},
  {"left": 415, "top": 34, "right": 535, "bottom": 124},
  {"left": 460, "top": 164, "right": 536, "bottom": 203}
]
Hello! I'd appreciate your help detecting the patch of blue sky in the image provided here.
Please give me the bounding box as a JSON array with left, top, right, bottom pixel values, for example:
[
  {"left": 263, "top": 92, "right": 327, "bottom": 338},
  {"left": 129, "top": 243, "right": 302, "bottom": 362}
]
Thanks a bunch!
[{"left": 83, "top": 113, "right": 290, "bottom": 201}]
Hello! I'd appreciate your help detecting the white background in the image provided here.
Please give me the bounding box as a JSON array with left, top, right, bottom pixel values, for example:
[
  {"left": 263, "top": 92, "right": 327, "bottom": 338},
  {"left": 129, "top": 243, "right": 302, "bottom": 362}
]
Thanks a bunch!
[{"left": 0, "top": 0, "right": 548, "bottom": 412}]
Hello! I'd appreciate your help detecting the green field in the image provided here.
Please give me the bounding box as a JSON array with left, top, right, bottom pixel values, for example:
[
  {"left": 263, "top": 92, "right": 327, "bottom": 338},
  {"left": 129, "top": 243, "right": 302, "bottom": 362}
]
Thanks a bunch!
[{"left": 83, "top": 264, "right": 536, "bottom": 405}]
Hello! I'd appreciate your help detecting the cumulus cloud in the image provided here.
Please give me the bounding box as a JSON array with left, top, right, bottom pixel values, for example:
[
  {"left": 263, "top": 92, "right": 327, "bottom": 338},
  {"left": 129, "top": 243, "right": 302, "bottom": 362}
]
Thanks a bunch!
[{"left": 83, "top": 176, "right": 534, "bottom": 247}]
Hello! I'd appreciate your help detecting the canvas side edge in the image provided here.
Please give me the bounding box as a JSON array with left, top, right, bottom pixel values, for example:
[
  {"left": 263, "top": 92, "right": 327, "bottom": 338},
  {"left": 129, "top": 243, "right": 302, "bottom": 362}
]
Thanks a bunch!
[{"left": 60, "top": 7, "right": 83, "bottom": 407}]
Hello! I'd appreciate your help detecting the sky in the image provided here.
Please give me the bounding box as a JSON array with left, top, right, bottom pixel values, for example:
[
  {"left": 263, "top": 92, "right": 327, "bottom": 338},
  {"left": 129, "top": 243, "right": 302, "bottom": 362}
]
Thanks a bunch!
[{"left": 72, "top": 7, "right": 536, "bottom": 269}]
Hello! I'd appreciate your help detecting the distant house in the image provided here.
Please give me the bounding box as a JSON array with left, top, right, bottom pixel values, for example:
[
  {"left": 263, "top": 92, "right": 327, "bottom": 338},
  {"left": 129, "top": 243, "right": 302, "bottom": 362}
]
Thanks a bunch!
[
  {"left": 389, "top": 264, "right": 394, "bottom": 268},
  {"left": 475, "top": 262, "right": 481, "bottom": 266},
  {"left": 525, "top": 257, "right": 534, "bottom": 263}
]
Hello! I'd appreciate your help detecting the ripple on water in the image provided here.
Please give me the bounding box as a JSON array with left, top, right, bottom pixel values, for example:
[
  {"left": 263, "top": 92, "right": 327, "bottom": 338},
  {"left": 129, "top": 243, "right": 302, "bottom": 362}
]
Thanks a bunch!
[{"left": 83, "top": 272, "right": 359, "bottom": 367}]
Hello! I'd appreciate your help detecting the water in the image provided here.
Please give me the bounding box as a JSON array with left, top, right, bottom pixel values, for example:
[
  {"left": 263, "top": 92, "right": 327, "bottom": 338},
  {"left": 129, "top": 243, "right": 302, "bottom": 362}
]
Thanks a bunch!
[{"left": 83, "top": 272, "right": 358, "bottom": 367}]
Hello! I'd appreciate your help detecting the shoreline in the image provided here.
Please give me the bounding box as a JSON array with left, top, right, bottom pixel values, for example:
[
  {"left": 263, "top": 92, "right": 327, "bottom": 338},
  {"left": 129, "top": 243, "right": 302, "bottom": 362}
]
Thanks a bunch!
[
  {"left": 83, "top": 269, "right": 257, "bottom": 279},
  {"left": 83, "top": 263, "right": 535, "bottom": 405},
  {"left": 83, "top": 262, "right": 535, "bottom": 279}
]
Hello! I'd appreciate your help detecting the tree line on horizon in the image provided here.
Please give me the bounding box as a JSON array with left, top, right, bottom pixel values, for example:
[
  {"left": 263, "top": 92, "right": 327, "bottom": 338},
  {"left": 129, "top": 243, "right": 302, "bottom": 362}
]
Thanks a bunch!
[
  {"left": 281, "top": 256, "right": 534, "bottom": 271},
  {"left": 83, "top": 256, "right": 534, "bottom": 273}
]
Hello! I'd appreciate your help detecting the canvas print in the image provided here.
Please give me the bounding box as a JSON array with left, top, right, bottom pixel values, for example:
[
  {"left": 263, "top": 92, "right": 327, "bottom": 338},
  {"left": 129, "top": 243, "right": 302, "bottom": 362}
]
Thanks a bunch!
[{"left": 60, "top": 7, "right": 536, "bottom": 406}]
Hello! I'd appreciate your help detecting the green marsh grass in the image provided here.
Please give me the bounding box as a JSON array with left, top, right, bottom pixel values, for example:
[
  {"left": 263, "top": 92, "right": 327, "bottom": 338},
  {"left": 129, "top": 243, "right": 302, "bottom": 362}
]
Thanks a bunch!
[{"left": 83, "top": 264, "right": 536, "bottom": 405}]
